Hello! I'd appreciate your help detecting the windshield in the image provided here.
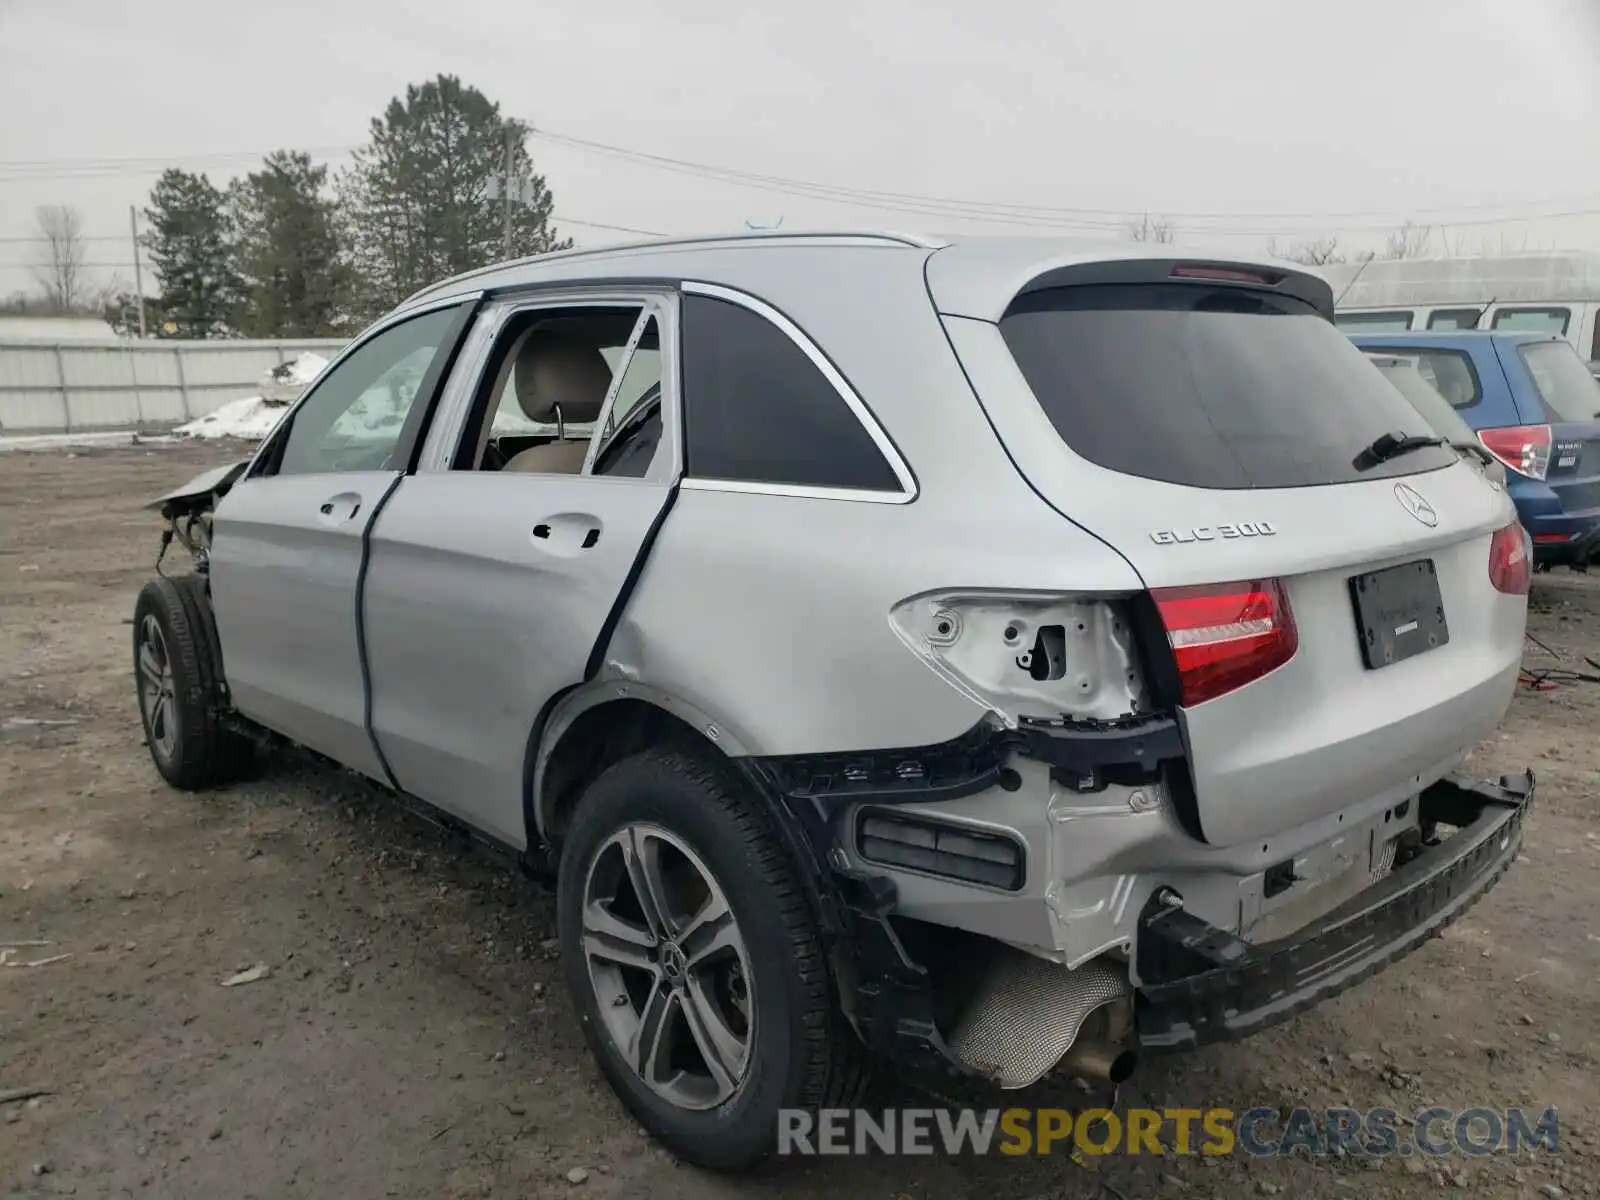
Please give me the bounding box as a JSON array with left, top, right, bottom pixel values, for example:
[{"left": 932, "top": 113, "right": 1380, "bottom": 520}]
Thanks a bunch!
[
  {"left": 1519, "top": 340, "right": 1600, "bottom": 423},
  {"left": 1000, "top": 284, "right": 1455, "bottom": 489}
]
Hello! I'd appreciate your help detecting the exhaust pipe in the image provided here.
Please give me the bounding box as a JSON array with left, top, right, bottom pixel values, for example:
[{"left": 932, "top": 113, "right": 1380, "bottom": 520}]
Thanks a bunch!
[
  {"left": 1059, "top": 1035, "right": 1139, "bottom": 1084},
  {"left": 947, "top": 948, "right": 1137, "bottom": 1090}
]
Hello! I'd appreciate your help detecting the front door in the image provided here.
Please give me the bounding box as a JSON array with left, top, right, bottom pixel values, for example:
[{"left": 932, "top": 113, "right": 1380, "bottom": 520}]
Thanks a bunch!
[
  {"left": 209, "top": 301, "right": 472, "bottom": 777},
  {"left": 361, "top": 299, "right": 676, "bottom": 845}
]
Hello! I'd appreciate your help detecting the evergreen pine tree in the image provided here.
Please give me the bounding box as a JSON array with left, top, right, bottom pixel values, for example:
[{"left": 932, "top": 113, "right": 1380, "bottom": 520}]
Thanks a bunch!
[
  {"left": 339, "top": 75, "right": 571, "bottom": 315},
  {"left": 229, "top": 151, "right": 353, "bottom": 337},
  {"left": 142, "top": 169, "right": 241, "bottom": 338}
]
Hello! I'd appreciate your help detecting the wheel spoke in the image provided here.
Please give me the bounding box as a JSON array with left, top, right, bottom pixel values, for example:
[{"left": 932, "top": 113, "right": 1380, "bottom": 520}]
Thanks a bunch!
[
  {"left": 582, "top": 899, "right": 658, "bottom": 971},
  {"left": 625, "top": 977, "right": 675, "bottom": 1082},
  {"left": 150, "top": 696, "right": 170, "bottom": 743},
  {"left": 681, "top": 896, "right": 738, "bottom": 970},
  {"left": 138, "top": 643, "right": 163, "bottom": 687},
  {"left": 622, "top": 827, "right": 677, "bottom": 939},
  {"left": 681, "top": 975, "right": 747, "bottom": 1099}
]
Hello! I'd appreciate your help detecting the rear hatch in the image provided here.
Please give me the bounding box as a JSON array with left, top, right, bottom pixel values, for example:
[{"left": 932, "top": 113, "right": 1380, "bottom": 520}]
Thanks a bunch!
[
  {"left": 931, "top": 250, "right": 1526, "bottom": 848},
  {"left": 1500, "top": 336, "right": 1600, "bottom": 526}
]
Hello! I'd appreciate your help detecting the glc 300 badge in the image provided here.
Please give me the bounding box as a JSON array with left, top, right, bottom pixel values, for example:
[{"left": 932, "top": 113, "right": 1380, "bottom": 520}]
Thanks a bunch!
[{"left": 1150, "top": 521, "right": 1277, "bottom": 545}]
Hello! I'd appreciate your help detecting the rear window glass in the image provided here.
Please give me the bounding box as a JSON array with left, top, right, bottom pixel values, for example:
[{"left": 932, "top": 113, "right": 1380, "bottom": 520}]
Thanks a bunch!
[
  {"left": 1492, "top": 306, "right": 1570, "bottom": 335},
  {"left": 1360, "top": 346, "right": 1481, "bottom": 409},
  {"left": 1367, "top": 358, "right": 1478, "bottom": 443},
  {"left": 1519, "top": 340, "right": 1600, "bottom": 422},
  {"left": 1335, "top": 310, "right": 1413, "bottom": 331},
  {"left": 1000, "top": 284, "right": 1456, "bottom": 490},
  {"left": 1427, "top": 308, "right": 1482, "bottom": 331}
]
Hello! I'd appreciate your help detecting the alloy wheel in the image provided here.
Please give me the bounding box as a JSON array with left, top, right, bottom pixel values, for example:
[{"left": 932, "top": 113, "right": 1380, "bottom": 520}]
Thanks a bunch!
[{"left": 580, "top": 823, "right": 754, "bottom": 1110}]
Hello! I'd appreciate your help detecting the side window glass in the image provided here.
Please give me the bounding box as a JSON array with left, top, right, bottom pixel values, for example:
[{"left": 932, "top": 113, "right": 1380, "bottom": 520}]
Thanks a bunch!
[
  {"left": 591, "top": 317, "right": 664, "bottom": 479},
  {"left": 276, "top": 307, "right": 460, "bottom": 476},
  {"left": 1427, "top": 308, "right": 1481, "bottom": 331},
  {"left": 464, "top": 306, "right": 641, "bottom": 473},
  {"left": 679, "top": 293, "right": 902, "bottom": 491},
  {"left": 1334, "top": 311, "right": 1413, "bottom": 332},
  {"left": 1491, "top": 306, "right": 1571, "bottom": 335}
]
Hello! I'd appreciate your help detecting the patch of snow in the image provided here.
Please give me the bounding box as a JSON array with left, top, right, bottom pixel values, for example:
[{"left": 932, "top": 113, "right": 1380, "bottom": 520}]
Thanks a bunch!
[
  {"left": 285, "top": 352, "right": 329, "bottom": 384},
  {"left": 262, "top": 352, "right": 330, "bottom": 403},
  {"left": 174, "top": 395, "right": 291, "bottom": 441}
]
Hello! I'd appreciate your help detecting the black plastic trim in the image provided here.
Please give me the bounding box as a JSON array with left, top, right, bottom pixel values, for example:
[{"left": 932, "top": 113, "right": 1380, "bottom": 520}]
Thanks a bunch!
[
  {"left": 1136, "top": 770, "right": 1533, "bottom": 1052},
  {"left": 854, "top": 807, "right": 1026, "bottom": 892},
  {"left": 354, "top": 474, "right": 407, "bottom": 792},
  {"left": 395, "top": 298, "right": 481, "bottom": 474},
  {"left": 581, "top": 481, "right": 680, "bottom": 682}
]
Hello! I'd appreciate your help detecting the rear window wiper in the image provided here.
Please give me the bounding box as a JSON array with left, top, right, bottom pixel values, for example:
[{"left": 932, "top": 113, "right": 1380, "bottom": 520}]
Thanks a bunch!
[
  {"left": 1450, "top": 439, "right": 1499, "bottom": 469},
  {"left": 1354, "top": 430, "right": 1448, "bottom": 471}
]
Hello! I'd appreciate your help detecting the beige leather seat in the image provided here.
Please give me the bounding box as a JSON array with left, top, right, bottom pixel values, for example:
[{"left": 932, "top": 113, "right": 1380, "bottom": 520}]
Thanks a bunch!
[{"left": 501, "top": 328, "right": 614, "bottom": 473}]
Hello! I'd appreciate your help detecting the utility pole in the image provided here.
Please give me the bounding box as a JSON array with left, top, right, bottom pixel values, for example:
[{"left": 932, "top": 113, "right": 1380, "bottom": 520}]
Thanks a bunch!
[
  {"left": 128, "top": 205, "right": 147, "bottom": 339},
  {"left": 502, "top": 123, "right": 515, "bottom": 260}
]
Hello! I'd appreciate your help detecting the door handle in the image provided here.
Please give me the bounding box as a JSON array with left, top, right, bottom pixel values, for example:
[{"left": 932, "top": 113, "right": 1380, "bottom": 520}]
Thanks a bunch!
[
  {"left": 530, "top": 513, "right": 603, "bottom": 553},
  {"left": 318, "top": 493, "right": 363, "bottom": 523}
]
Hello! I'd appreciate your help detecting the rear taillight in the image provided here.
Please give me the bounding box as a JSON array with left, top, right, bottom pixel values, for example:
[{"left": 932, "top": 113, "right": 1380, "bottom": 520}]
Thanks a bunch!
[
  {"left": 1151, "top": 579, "right": 1298, "bottom": 707},
  {"left": 1488, "top": 522, "right": 1531, "bottom": 595},
  {"left": 1477, "top": 425, "right": 1552, "bottom": 480}
]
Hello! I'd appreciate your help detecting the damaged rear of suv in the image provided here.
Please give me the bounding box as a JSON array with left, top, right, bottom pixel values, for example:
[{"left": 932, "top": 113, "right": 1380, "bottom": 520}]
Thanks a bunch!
[{"left": 132, "top": 231, "right": 1532, "bottom": 1171}]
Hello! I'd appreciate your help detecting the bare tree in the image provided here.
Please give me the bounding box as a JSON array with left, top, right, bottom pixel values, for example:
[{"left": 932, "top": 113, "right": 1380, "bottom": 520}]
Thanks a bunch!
[
  {"left": 1382, "top": 220, "right": 1434, "bottom": 261},
  {"left": 32, "top": 205, "right": 88, "bottom": 313},
  {"left": 1266, "top": 235, "right": 1346, "bottom": 265},
  {"left": 1126, "top": 212, "right": 1175, "bottom": 243}
]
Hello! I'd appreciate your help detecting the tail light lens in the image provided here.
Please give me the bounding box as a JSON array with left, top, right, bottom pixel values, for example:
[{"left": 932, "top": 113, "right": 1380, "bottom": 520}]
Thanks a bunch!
[
  {"left": 1151, "top": 579, "right": 1298, "bottom": 707},
  {"left": 1478, "top": 425, "right": 1552, "bottom": 480},
  {"left": 1488, "top": 522, "right": 1531, "bottom": 595}
]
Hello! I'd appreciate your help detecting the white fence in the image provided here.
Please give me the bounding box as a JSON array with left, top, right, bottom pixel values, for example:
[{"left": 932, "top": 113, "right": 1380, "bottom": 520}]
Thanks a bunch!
[{"left": 0, "top": 338, "right": 349, "bottom": 435}]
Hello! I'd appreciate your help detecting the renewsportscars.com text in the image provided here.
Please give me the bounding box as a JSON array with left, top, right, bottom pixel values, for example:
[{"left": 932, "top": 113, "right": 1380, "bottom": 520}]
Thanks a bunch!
[{"left": 777, "top": 1106, "right": 1560, "bottom": 1158}]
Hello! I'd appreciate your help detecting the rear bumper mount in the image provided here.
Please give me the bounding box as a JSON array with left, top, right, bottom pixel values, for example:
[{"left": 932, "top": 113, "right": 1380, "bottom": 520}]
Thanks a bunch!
[{"left": 1135, "top": 769, "right": 1533, "bottom": 1051}]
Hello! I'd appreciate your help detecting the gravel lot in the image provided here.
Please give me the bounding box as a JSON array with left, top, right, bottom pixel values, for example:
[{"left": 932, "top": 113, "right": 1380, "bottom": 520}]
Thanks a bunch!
[{"left": 1, "top": 442, "right": 1596, "bottom": 1199}]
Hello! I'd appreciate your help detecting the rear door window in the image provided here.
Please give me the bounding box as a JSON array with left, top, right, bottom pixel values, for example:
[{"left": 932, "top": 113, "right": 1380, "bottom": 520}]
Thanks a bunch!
[
  {"left": 1492, "top": 306, "right": 1571, "bottom": 335},
  {"left": 1518, "top": 340, "right": 1600, "bottom": 422},
  {"left": 1360, "top": 346, "right": 1481, "bottom": 409},
  {"left": 1334, "top": 310, "right": 1413, "bottom": 331},
  {"left": 1000, "top": 283, "right": 1456, "bottom": 490}
]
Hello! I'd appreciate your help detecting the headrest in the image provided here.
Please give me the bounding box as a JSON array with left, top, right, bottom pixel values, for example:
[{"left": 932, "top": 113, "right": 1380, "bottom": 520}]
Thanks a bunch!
[{"left": 513, "top": 328, "right": 613, "bottom": 425}]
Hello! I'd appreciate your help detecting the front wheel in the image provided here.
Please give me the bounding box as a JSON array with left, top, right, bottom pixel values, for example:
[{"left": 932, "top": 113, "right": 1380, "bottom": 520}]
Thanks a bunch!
[
  {"left": 133, "top": 576, "right": 252, "bottom": 790},
  {"left": 556, "top": 746, "right": 870, "bottom": 1171}
]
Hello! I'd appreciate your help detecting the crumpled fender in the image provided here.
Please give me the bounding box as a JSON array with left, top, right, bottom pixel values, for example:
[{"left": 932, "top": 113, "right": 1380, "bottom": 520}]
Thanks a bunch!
[{"left": 148, "top": 459, "right": 251, "bottom": 517}]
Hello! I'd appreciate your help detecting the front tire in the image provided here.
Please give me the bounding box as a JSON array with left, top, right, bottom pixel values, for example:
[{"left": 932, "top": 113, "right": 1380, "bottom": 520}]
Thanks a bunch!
[
  {"left": 133, "top": 576, "right": 252, "bottom": 790},
  {"left": 556, "top": 746, "right": 869, "bottom": 1171}
]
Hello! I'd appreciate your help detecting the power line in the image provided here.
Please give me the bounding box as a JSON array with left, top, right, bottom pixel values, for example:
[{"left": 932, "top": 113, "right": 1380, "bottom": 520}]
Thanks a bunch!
[
  {"left": 4, "top": 126, "right": 1597, "bottom": 238},
  {"left": 522, "top": 124, "right": 1600, "bottom": 233}
]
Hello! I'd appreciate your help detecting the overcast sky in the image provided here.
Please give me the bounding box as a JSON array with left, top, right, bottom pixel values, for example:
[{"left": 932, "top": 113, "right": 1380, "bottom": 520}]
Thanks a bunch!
[{"left": 2, "top": 0, "right": 1598, "bottom": 300}]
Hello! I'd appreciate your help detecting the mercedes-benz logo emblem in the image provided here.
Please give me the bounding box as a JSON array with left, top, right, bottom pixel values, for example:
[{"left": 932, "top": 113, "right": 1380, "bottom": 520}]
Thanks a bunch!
[{"left": 1394, "top": 483, "right": 1438, "bottom": 527}]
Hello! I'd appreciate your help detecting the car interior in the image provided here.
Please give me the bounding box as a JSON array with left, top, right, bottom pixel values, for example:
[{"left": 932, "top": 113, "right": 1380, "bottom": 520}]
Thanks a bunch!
[{"left": 464, "top": 307, "right": 664, "bottom": 479}]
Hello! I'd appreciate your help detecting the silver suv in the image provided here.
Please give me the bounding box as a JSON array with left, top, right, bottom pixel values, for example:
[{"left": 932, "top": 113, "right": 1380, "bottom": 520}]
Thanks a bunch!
[{"left": 134, "top": 230, "right": 1535, "bottom": 1170}]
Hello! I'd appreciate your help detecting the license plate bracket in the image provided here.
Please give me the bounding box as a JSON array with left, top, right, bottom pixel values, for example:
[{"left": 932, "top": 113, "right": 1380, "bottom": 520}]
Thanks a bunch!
[{"left": 1349, "top": 559, "right": 1449, "bottom": 670}]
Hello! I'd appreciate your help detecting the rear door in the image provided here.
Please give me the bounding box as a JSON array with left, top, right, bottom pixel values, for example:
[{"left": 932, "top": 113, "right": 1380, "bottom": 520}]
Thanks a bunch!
[
  {"left": 934, "top": 257, "right": 1525, "bottom": 847},
  {"left": 210, "top": 300, "right": 474, "bottom": 776},
  {"left": 1500, "top": 336, "right": 1600, "bottom": 521},
  {"left": 359, "top": 294, "right": 677, "bottom": 846}
]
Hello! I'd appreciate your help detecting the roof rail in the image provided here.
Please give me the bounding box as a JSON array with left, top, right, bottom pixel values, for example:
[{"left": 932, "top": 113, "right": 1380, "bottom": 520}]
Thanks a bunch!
[{"left": 400, "top": 228, "right": 944, "bottom": 308}]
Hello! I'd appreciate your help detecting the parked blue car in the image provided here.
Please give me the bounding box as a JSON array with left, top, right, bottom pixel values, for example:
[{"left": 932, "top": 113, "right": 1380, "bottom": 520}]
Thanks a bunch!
[{"left": 1349, "top": 330, "right": 1600, "bottom": 570}]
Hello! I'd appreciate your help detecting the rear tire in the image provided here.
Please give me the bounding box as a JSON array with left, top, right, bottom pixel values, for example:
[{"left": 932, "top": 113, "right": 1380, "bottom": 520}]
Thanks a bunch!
[
  {"left": 133, "top": 576, "right": 253, "bottom": 790},
  {"left": 556, "top": 745, "right": 870, "bottom": 1171}
]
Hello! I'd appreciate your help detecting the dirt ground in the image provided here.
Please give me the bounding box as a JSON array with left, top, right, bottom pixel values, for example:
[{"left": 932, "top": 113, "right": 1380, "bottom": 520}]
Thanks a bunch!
[{"left": 1, "top": 442, "right": 1596, "bottom": 1199}]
